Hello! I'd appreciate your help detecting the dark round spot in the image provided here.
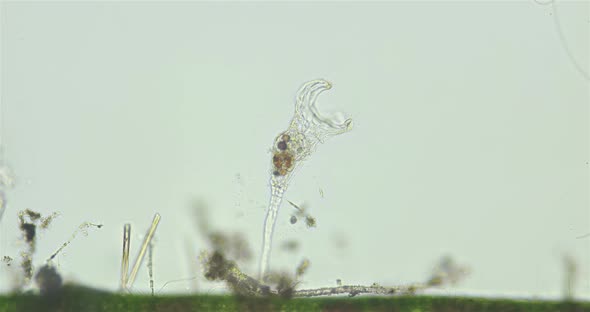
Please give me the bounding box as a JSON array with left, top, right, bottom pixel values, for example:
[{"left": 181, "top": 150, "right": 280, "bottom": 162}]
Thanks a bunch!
[
  {"left": 277, "top": 141, "right": 287, "bottom": 151},
  {"left": 273, "top": 170, "right": 280, "bottom": 176},
  {"left": 290, "top": 215, "right": 297, "bottom": 224}
]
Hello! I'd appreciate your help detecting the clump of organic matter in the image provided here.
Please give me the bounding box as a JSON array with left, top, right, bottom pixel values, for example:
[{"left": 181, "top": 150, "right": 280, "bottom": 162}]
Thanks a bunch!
[
  {"left": 35, "top": 264, "right": 63, "bottom": 295},
  {"left": 426, "top": 256, "right": 470, "bottom": 287},
  {"left": 17, "top": 209, "right": 46, "bottom": 283}
]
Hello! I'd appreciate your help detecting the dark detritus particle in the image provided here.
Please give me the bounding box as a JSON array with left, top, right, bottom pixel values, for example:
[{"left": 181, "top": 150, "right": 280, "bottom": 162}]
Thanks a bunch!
[
  {"left": 35, "top": 264, "right": 63, "bottom": 295},
  {"left": 290, "top": 215, "right": 297, "bottom": 224},
  {"left": 20, "top": 223, "right": 36, "bottom": 243},
  {"left": 305, "top": 216, "right": 316, "bottom": 228},
  {"left": 204, "top": 251, "right": 234, "bottom": 281},
  {"left": 203, "top": 250, "right": 271, "bottom": 297},
  {"left": 24, "top": 209, "right": 42, "bottom": 221},
  {"left": 2, "top": 256, "right": 12, "bottom": 266}
]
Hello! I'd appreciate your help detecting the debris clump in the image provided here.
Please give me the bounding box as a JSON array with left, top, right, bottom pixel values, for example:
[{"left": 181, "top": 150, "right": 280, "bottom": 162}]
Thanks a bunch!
[
  {"left": 34, "top": 264, "right": 62, "bottom": 295},
  {"left": 287, "top": 200, "right": 317, "bottom": 228},
  {"left": 17, "top": 209, "right": 45, "bottom": 283},
  {"left": 201, "top": 250, "right": 271, "bottom": 297},
  {"left": 2, "top": 256, "right": 13, "bottom": 266},
  {"left": 426, "top": 256, "right": 470, "bottom": 287}
]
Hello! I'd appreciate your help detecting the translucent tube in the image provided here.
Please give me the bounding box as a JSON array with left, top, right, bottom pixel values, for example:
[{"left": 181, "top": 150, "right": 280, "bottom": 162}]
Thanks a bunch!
[
  {"left": 258, "top": 79, "right": 352, "bottom": 281},
  {"left": 120, "top": 223, "right": 131, "bottom": 290},
  {"left": 127, "top": 213, "right": 160, "bottom": 289}
]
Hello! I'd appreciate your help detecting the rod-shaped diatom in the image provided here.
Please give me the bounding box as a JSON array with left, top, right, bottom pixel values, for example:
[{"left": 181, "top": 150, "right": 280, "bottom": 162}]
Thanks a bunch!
[
  {"left": 126, "top": 213, "right": 160, "bottom": 290},
  {"left": 120, "top": 223, "right": 131, "bottom": 290},
  {"left": 259, "top": 79, "right": 353, "bottom": 281}
]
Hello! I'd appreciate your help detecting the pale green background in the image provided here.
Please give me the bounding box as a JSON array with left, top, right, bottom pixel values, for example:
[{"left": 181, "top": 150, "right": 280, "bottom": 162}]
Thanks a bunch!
[{"left": 0, "top": 1, "right": 588, "bottom": 299}]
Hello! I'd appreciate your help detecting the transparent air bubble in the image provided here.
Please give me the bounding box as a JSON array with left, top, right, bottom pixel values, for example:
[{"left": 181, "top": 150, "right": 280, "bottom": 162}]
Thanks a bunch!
[{"left": 259, "top": 79, "right": 352, "bottom": 280}]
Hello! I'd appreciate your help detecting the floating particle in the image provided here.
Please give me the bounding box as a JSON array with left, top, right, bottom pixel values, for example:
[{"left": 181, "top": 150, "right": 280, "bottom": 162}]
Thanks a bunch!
[
  {"left": 305, "top": 216, "right": 316, "bottom": 228},
  {"left": 296, "top": 258, "right": 310, "bottom": 277},
  {"left": 40, "top": 212, "right": 60, "bottom": 230},
  {"left": 2, "top": 256, "right": 12, "bottom": 266}
]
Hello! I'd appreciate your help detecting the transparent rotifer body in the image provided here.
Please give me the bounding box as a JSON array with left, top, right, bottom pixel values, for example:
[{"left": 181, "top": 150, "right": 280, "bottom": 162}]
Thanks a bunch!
[{"left": 259, "top": 79, "right": 352, "bottom": 280}]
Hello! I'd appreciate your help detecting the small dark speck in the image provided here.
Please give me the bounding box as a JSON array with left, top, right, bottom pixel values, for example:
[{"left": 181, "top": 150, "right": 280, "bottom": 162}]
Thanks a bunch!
[{"left": 290, "top": 215, "right": 297, "bottom": 224}]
